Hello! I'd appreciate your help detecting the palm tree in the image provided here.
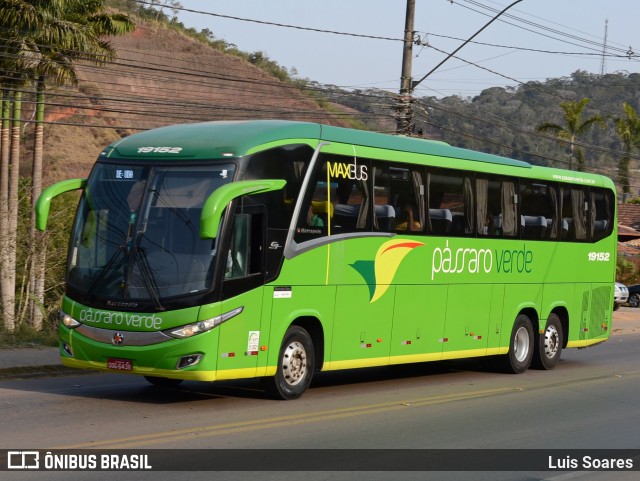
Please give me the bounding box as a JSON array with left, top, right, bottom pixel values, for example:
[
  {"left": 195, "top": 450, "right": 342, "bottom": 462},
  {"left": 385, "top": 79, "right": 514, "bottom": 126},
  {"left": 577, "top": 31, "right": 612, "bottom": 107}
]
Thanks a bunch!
[
  {"left": 0, "top": 0, "right": 39, "bottom": 331},
  {"left": 536, "top": 98, "right": 605, "bottom": 171},
  {"left": 0, "top": 0, "right": 134, "bottom": 330},
  {"left": 613, "top": 102, "right": 640, "bottom": 195},
  {"left": 26, "top": 1, "right": 134, "bottom": 329}
]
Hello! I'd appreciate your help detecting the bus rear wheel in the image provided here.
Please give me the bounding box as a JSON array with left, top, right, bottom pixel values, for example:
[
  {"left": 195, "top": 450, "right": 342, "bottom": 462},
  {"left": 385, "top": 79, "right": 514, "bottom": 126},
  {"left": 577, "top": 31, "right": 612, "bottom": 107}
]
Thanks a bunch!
[
  {"left": 500, "top": 314, "right": 534, "bottom": 374},
  {"left": 532, "top": 313, "right": 563, "bottom": 370},
  {"left": 263, "top": 326, "right": 315, "bottom": 400}
]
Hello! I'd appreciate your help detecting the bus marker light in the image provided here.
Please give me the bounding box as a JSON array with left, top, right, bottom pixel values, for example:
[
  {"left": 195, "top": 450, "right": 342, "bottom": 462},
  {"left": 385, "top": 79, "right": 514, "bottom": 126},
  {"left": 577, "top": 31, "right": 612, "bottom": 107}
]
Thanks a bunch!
[
  {"left": 439, "top": 338, "right": 449, "bottom": 343},
  {"left": 260, "top": 346, "right": 268, "bottom": 351},
  {"left": 402, "top": 340, "right": 412, "bottom": 345},
  {"left": 221, "top": 352, "right": 235, "bottom": 358},
  {"left": 377, "top": 338, "right": 383, "bottom": 343},
  {"left": 60, "top": 311, "right": 80, "bottom": 328}
]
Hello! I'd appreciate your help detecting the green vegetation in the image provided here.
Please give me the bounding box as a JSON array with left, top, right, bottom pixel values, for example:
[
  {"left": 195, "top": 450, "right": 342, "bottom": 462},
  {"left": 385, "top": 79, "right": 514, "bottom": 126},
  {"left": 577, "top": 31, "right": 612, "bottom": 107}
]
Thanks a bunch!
[
  {"left": 0, "top": 178, "right": 77, "bottom": 339},
  {"left": 107, "top": 0, "right": 297, "bottom": 82},
  {"left": 0, "top": 324, "right": 58, "bottom": 348},
  {"left": 1, "top": 0, "right": 134, "bottom": 333},
  {"left": 617, "top": 256, "right": 639, "bottom": 286},
  {"left": 536, "top": 98, "right": 605, "bottom": 171},
  {"left": 330, "top": 71, "right": 640, "bottom": 193}
]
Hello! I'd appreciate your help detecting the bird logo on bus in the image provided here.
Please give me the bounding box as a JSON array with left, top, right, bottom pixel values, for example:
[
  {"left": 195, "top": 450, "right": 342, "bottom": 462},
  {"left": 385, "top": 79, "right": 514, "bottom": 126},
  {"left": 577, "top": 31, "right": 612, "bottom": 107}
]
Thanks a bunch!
[{"left": 350, "top": 239, "right": 424, "bottom": 303}]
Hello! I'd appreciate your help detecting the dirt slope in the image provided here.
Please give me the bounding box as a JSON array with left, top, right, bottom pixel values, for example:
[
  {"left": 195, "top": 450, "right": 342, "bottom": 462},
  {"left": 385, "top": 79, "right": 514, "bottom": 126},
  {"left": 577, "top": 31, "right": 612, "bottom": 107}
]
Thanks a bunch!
[{"left": 28, "top": 22, "right": 350, "bottom": 180}]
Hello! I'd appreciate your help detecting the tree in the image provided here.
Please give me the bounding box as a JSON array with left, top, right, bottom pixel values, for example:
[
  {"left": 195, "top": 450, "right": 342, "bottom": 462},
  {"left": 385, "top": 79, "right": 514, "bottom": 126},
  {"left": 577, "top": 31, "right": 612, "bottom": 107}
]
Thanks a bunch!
[
  {"left": 613, "top": 102, "right": 640, "bottom": 195},
  {"left": 536, "top": 98, "right": 605, "bottom": 171},
  {"left": 0, "top": 0, "right": 134, "bottom": 330},
  {"left": 0, "top": 0, "right": 36, "bottom": 331},
  {"left": 28, "top": 1, "right": 134, "bottom": 329}
]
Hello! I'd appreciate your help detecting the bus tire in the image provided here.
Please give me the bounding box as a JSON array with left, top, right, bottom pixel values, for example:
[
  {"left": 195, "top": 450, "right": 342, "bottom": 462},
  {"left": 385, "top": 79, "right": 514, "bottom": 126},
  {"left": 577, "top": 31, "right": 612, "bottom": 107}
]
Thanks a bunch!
[
  {"left": 500, "top": 314, "right": 534, "bottom": 374},
  {"left": 263, "top": 326, "right": 315, "bottom": 400},
  {"left": 144, "top": 376, "right": 183, "bottom": 387},
  {"left": 532, "top": 313, "right": 563, "bottom": 370}
]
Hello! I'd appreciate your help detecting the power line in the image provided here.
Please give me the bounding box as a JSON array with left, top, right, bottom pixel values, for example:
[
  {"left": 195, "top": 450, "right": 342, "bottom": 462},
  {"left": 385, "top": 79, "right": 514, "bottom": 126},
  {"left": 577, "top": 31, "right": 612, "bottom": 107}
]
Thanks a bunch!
[
  {"left": 133, "top": 0, "right": 404, "bottom": 43},
  {"left": 1, "top": 15, "right": 635, "bottom": 188},
  {"left": 453, "top": 0, "right": 633, "bottom": 57}
]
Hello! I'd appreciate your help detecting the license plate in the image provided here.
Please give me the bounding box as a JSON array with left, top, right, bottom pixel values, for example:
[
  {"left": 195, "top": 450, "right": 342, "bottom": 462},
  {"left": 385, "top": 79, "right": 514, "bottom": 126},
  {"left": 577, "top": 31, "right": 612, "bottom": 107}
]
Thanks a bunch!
[{"left": 107, "top": 358, "right": 133, "bottom": 371}]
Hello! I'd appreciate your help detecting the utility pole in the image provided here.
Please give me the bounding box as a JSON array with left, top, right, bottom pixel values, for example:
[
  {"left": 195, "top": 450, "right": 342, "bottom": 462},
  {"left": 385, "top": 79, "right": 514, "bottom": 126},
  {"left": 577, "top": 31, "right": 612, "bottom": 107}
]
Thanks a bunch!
[
  {"left": 395, "top": 0, "right": 524, "bottom": 136},
  {"left": 600, "top": 18, "right": 608, "bottom": 75},
  {"left": 396, "top": 0, "right": 415, "bottom": 135}
]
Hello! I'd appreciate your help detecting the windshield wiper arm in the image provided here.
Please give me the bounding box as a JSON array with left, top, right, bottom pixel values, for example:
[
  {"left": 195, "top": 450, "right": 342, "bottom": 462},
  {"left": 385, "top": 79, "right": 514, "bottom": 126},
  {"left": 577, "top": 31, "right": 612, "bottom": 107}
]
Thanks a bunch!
[
  {"left": 133, "top": 247, "right": 164, "bottom": 311},
  {"left": 83, "top": 246, "right": 126, "bottom": 303}
]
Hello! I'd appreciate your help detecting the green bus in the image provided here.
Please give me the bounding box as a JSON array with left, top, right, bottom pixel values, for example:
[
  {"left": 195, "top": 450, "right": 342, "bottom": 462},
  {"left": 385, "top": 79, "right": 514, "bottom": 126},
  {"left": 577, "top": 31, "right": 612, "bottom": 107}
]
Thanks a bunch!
[{"left": 37, "top": 120, "right": 616, "bottom": 399}]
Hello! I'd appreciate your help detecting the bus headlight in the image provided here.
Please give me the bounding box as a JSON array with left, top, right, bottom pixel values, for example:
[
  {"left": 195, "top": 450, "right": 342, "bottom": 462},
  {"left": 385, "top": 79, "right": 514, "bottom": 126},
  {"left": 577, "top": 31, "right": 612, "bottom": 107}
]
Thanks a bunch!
[
  {"left": 60, "top": 310, "right": 81, "bottom": 328},
  {"left": 165, "top": 306, "right": 243, "bottom": 339}
]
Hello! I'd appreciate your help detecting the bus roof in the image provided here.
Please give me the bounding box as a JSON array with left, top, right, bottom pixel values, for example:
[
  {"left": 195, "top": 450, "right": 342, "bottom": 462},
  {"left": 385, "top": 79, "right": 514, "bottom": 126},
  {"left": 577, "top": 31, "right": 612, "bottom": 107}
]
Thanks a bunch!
[
  {"left": 102, "top": 120, "right": 531, "bottom": 169},
  {"left": 100, "top": 120, "right": 615, "bottom": 189}
]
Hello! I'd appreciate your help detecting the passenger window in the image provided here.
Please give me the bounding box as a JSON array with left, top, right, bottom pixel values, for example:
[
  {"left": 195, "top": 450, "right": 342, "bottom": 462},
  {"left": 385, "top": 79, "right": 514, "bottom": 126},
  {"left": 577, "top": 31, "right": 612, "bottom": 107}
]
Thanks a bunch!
[
  {"left": 373, "top": 163, "right": 425, "bottom": 233},
  {"left": 428, "top": 171, "right": 473, "bottom": 236},
  {"left": 333, "top": 174, "right": 369, "bottom": 234},
  {"left": 371, "top": 164, "right": 395, "bottom": 232},
  {"left": 519, "top": 182, "right": 559, "bottom": 240},
  {"left": 590, "top": 189, "right": 614, "bottom": 243},
  {"left": 560, "top": 186, "right": 587, "bottom": 241},
  {"left": 476, "top": 177, "right": 517, "bottom": 237},
  {"left": 294, "top": 155, "right": 370, "bottom": 243}
]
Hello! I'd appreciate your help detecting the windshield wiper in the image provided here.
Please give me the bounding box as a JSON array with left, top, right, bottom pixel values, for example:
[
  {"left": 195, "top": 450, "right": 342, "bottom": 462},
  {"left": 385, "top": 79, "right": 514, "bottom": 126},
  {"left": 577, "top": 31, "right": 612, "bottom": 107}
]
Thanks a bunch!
[
  {"left": 83, "top": 246, "right": 126, "bottom": 303},
  {"left": 132, "top": 247, "right": 164, "bottom": 311}
]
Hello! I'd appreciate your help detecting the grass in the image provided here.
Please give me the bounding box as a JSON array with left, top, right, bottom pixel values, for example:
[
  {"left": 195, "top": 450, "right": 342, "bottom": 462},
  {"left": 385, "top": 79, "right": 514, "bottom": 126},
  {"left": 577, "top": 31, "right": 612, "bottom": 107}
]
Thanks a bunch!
[{"left": 0, "top": 324, "right": 59, "bottom": 348}]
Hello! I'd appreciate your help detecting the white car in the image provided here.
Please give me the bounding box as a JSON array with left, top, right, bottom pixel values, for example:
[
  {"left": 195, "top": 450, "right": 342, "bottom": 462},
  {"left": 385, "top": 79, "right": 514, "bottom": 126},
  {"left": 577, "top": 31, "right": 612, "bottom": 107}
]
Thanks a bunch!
[{"left": 614, "top": 282, "right": 629, "bottom": 310}]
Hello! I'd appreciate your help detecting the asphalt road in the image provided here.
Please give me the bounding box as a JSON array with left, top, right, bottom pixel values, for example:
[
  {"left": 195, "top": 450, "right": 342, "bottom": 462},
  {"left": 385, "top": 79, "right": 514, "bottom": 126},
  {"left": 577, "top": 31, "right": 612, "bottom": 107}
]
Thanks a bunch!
[{"left": 1, "top": 310, "right": 640, "bottom": 481}]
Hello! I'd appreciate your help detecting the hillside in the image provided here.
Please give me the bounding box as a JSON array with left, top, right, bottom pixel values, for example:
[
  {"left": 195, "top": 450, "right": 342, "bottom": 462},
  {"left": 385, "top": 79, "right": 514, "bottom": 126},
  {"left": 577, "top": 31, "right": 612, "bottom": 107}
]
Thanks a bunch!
[
  {"left": 24, "top": 12, "right": 640, "bottom": 196},
  {"left": 324, "top": 71, "right": 640, "bottom": 196},
  {"left": 29, "top": 21, "right": 354, "bottom": 180}
]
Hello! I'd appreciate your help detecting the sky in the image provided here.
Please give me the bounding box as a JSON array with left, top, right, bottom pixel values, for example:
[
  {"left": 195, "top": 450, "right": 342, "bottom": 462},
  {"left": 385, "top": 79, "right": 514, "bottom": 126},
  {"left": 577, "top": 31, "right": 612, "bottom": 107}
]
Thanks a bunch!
[{"left": 171, "top": 0, "right": 640, "bottom": 98}]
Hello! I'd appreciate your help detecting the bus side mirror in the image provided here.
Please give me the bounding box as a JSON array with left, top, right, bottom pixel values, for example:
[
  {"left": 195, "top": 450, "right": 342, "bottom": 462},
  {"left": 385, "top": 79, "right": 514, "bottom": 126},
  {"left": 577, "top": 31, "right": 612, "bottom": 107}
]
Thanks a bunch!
[
  {"left": 200, "top": 179, "right": 286, "bottom": 239},
  {"left": 35, "top": 178, "right": 87, "bottom": 231}
]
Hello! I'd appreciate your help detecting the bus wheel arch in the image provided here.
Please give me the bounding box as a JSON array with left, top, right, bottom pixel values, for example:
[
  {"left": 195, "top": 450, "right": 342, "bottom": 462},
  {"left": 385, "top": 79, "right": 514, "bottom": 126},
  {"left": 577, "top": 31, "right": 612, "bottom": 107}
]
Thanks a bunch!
[
  {"left": 290, "top": 316, "right": 325, "bottom": 371},
  {"left": 553, "top": 307, "right": 569, "bottom": 349},
  {"left": 263, "top": 319, "right": 321, "bottom": 400}
]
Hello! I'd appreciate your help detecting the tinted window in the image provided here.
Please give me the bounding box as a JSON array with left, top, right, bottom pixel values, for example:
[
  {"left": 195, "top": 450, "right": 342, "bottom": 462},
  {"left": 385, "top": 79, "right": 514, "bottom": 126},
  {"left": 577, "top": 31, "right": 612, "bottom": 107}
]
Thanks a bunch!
[
  {"left": 428, "top": 171, "right": 474, "bottom": 236},
  {"left": 519, "top": 181, "right": 559, "bottom": 240}
]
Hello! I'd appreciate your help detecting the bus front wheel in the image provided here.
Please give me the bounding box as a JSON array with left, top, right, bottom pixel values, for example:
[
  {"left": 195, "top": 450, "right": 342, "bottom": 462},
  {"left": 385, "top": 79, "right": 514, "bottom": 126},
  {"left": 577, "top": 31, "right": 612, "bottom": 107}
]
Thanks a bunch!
[
  {"left": 263, "top": 325, "right": 315, "bottom": 400},
  {"left": 500, "top": 314, "right": 534, "bottom": 374},
  {"left": 532, "top": 313, "right": 563, "bottom": 370}
]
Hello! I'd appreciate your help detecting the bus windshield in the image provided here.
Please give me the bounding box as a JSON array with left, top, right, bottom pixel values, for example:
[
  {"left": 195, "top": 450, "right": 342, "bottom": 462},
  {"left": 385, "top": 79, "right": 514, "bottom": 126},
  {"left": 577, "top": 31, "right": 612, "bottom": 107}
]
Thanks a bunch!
[{"left": 67, "top": 162, "right": 236, "bottom": 305}]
